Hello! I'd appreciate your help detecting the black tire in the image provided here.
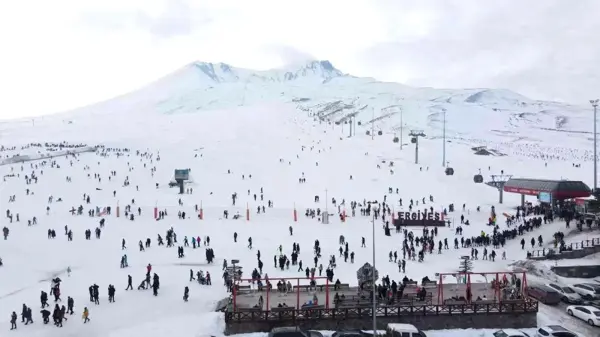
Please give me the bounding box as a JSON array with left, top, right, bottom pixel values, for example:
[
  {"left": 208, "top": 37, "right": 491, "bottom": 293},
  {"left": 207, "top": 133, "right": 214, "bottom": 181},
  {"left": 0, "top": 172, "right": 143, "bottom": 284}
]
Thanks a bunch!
[
  {"left": 588, "top": 319, "right": 595, "bottom": 326},
  {"left": 568, "top": 309, "right": 573, "bottom": 316}
]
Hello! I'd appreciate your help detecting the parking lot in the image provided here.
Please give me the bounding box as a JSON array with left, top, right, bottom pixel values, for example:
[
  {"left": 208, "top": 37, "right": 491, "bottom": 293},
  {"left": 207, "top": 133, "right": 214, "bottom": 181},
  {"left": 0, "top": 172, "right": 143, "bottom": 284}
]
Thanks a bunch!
[{"left": 537, "top": 301, "right": 599, "bottom": 336}]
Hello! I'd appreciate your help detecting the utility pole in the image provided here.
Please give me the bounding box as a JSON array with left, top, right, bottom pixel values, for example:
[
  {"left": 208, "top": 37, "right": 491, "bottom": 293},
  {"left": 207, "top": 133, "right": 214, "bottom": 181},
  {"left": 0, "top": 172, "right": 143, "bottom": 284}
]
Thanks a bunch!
[
  {"left": 348, "top": 117, "right": 353, "bottom": 138},
  {"left": 442, "top": 108, "right": 447, "bottom": 167},
  {"left": 409, "top": 130, "right": 426, "bottom": 164},
  {"left": 592, "top": 99, "right": 599, "bottom": 191},
  {"left": 400, "top": 108, "right": 404, "bottom": 150},
  {"left": 371, "top": 108, "right": 375, "bottom": 140},
  {"left": 371, "top": 211, "right": 377, "bottom": 334},
  {"left": 323, "top": 189, "right": 329, "bottom": 224}
]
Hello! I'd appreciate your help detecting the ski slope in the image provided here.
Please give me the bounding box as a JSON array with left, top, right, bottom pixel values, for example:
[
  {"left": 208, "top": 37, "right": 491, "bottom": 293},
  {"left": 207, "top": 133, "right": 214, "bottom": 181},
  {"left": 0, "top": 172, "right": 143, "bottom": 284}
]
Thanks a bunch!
[{"left": 0, "top": 61, "right": 598, "bottom": 337}]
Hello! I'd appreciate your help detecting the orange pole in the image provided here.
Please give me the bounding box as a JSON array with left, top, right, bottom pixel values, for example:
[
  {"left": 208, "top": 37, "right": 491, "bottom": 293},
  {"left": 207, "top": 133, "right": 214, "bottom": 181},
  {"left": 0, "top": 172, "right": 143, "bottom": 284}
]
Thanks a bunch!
[
  {"left": 246, "top": 203, "right": 250, "bottom": 221},
  {"left": 116, "top": 206, "right": 120, "bottom": 218},
  {"left": 154, "top": 207, "right": 158, "bottom": 219},
  {"left": 342, "top": 209, "right": 346, "bottom": 222},
  {"left": 293, "top": 206, "right": 297, "bottom": 222},
  {"left": 199, "top": 201, "right": 203, "bottom": 220}
]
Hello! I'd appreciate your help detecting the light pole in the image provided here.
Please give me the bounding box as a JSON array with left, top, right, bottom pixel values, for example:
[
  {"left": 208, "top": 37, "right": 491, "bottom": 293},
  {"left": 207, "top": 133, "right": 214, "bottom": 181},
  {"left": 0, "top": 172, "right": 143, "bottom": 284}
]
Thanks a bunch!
[
  {"left": 592, "top": 99, "right": 599, "bottom": 191},
  {"left": 400, "top": 108, "right": 404, "bottom": 150},
  {"left": 442, "top": 108, "right": 446, "bottom": 167},
  {"left": 371, "top": 211, "right": 377, "bottom": 334}
]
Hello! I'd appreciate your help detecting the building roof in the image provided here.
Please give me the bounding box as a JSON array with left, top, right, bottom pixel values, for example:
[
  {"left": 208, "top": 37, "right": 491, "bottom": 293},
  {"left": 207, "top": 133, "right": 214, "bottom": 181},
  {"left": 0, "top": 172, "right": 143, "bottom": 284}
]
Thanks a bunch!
[{"left": 503, "top": 178, "right": 591, "bottom": 198}]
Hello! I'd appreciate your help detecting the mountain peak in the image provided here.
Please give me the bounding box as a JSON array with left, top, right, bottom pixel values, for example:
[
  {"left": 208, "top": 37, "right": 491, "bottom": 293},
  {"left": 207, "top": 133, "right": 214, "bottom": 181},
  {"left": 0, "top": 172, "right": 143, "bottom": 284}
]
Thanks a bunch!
[
  {"left": 283, "top": 60, "right": 344, "bottom": 83},
  {"left": 170, "top": 59, "right": 345, "bottom": 87},
  {"left": 188, "top": 62, "right": 238, "bottom": 83}
]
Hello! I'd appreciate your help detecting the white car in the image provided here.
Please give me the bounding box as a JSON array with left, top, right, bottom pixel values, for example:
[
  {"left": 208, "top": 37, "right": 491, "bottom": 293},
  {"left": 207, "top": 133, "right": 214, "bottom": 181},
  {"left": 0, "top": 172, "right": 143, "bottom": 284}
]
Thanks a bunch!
[
  {"left": 572, "top": 283, "right": 600, "bottom": 300},
  {"left": 566, "top": 305, "right": 600, "bottom": 326},
  {"left": 546, "top": 283, "right": 583, "bottom": 303},
  {"left": 535, "top": 325, "right": 579, "bottom": 337},
  {"left": 493, "top": 329, "right": 530, "bottom": 337}
]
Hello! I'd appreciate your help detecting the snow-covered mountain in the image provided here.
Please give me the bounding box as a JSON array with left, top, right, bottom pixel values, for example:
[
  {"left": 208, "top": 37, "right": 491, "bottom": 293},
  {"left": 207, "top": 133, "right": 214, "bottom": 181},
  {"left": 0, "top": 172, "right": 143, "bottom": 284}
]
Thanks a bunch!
[
  {"left": 187, "top": 60, "right": 344, "bottom": 84},
  {"left": 46, "top": 59, "right": 596, "bottom": 163},
  {"left": 154, "top": 59, "right": 345, "bottom": 89}
]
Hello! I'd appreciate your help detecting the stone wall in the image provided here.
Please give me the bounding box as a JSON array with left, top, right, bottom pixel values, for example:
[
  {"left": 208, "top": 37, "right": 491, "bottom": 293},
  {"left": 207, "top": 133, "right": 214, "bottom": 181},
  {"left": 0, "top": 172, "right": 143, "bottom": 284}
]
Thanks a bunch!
[
  {"left": 551, "top": 265, "right": 600, "bottom": 278},
  {"left": 529, "top": 240, "right": 600, "bottom": 261},
  {"left": 225, "top": 312, "right": 537, "bottom": 335}
]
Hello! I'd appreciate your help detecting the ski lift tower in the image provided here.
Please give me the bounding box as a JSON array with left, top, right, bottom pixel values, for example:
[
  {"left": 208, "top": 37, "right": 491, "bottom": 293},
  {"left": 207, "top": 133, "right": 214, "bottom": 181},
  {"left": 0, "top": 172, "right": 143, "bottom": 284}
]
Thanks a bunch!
[
  {"left": 409, "top": 130, "right": 426, "bottom": 164},
  {"left": 174, "top": 169, "right": 190, "bottom": 195},
  {"left": 485, "top": 174, "right": 512, "bottom": 204}
]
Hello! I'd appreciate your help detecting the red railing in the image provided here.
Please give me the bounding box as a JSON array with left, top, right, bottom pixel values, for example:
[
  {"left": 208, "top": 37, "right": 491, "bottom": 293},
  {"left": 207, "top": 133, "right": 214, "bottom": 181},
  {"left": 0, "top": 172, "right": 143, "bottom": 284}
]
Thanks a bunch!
[{"left": 225, "top": 300, "right": 538, "bottom": 322}]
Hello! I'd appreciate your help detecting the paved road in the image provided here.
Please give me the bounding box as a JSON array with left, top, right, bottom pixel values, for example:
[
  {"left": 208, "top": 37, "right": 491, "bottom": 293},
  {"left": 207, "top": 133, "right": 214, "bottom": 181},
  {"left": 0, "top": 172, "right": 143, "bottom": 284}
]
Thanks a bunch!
[{"left": 537, "top": 301, "right": 599, "bottom": 336}]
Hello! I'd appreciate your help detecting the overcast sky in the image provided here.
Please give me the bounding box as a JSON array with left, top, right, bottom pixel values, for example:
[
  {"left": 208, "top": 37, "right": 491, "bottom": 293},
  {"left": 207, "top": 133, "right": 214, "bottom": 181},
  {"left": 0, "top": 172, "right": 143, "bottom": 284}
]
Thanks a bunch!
[{"left": 1, "top": 0, "right": 599, "bottom": 119}]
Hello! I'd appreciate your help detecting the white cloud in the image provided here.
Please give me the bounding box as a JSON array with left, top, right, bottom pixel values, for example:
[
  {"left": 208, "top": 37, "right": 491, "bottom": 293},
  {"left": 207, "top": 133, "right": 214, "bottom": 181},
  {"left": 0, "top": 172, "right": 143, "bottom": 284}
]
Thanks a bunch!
[{"left": 0, "top": 0, "right": 598, "bottom": 119}]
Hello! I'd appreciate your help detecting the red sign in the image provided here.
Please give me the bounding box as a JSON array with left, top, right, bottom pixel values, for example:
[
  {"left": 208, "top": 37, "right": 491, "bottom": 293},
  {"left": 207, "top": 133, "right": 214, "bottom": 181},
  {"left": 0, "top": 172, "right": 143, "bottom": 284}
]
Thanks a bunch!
[{"left": 503, "top": 186, "right": 540, "bottom": 196}]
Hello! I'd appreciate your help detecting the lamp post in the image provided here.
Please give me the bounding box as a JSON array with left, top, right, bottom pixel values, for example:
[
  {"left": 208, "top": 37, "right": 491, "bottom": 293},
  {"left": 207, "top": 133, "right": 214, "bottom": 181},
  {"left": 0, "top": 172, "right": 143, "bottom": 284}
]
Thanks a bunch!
[
  {"left": 442, "top": 108, "right": 447, "bottom": 167},
  {"left": 591, "top": 99, "right": 599, "bottom": 191},
  {"left": 371, "top": 211, "right": 377, "bottom": 334}
]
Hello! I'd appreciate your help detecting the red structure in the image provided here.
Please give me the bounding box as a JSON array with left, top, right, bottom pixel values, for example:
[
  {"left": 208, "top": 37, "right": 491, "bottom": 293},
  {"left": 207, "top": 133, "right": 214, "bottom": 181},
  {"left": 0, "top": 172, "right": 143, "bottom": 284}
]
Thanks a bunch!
[
  {"left": 503, "top": 178, "right": 591, "bottom": 199},
  {"left": 436, "top": 271, "right": 528, "bottom": 304},
  {"left": 232, "top": 276, "right": 330, "bottom": 312}
]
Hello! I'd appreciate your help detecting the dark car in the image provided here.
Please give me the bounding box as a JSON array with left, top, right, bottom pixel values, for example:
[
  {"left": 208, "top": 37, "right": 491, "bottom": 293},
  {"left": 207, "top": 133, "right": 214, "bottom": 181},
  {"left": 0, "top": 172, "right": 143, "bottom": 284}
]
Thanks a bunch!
[
  {"left": 527, "top": 285, "right": 561, "bottom": 305},
  {"left": 269, "top": 327, "right": 323, "bottom": 337},
  {"left": 332, "top": 331, "right": 369, "bottom": 337}
]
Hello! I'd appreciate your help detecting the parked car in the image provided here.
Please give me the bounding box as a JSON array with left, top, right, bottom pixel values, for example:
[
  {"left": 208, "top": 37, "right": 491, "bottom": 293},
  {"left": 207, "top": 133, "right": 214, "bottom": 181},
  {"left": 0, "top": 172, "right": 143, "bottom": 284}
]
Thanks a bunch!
[
  {"left": 572, "top": 283, "right": 600, "bottom": 300},
  {"left": 567, "top": 305, "right": 600, "bottom": 326},
  {"left": 527, "top": 285, "right": 562, "bottom": 305},
  {"left": 386, "top": 323, "right": 427, "bottom": 337},
  {"left": 493, "top": 329, "right": 531, "bottom": 337},
  {"left": 535, "top": 325, "right": 579, "bottom": 337},
  {"left": 566, "top": 305, "right": 600, "bottom": 326},
  {"left": 268, "top": 327, "right": 323, "bottom": 337},
  {"left": 546, "top": 283, "right": 583, "bottom": 304},
  {"left": 332, "top": 331, "right": 369, "bottom": 337}
]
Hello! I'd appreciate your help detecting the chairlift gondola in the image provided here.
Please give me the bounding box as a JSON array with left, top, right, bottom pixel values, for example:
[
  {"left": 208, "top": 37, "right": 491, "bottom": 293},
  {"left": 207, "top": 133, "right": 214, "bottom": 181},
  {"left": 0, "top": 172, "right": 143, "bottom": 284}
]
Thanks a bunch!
[
  {"left": 366, "top": 130, "right": 371, "bottom": 136},
  {"left": 357, "top": 121, "right": 362, "bottom": 126},
  {"left": 445, "top": 167, "right": 454, "bottom": 176},
  {"left": 377, "top": 130, "right": 383, "bottom": 136},
  {"left": 392, "top": 137, "right": 399, "bottom": 143},
  {"left": 411, "top": 138, "right": 417, "bottom": 144},
  {"left": 473, "top": 174, "right": 484, "bottom": 183}
]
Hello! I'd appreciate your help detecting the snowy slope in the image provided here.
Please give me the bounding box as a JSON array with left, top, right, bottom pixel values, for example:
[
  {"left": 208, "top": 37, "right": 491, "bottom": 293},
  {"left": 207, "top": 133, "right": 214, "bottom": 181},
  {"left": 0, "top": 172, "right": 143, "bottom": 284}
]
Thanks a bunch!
[
  {"left": 0, "top": 61, "right": 598, "bottom": 337},
  {"left": 46, "top": 60, "right": 597, "bottom": 166}
]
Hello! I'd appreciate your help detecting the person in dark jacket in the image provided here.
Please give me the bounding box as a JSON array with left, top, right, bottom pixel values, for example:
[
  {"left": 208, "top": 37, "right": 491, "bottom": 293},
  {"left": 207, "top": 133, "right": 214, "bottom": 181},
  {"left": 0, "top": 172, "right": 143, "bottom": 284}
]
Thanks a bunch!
[{"left": 10, "top": 311, "right": 17, "bottom": 330}]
